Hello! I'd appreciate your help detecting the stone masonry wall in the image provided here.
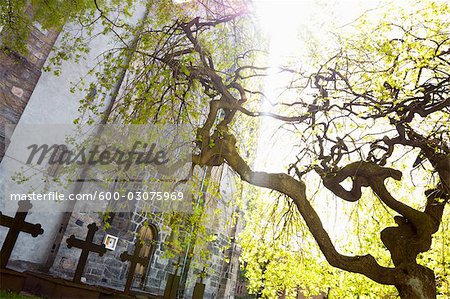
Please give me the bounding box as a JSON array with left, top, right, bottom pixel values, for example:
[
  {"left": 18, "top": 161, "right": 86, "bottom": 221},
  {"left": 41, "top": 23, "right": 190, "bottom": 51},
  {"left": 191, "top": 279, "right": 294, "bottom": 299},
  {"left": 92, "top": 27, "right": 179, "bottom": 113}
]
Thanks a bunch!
[
  {"left": 0, "top": 23, "right": 59, "bottom": 161},
  {"left": 50, "top": 206, "right": 176, "bottom": 296},
  {"left": 49, "top": 200, "right": 241, "bottom": 298}
]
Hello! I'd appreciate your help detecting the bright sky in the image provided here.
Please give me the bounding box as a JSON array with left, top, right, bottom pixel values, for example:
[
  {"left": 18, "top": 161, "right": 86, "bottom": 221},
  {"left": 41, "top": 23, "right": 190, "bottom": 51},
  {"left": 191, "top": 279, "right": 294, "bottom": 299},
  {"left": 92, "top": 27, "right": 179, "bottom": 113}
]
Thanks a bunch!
[
  {"left": 253, "top": 0, "right": 383, "bottom": 171},
  {"left": 252, "top": 0, "right": 383, "bottom": 239}
]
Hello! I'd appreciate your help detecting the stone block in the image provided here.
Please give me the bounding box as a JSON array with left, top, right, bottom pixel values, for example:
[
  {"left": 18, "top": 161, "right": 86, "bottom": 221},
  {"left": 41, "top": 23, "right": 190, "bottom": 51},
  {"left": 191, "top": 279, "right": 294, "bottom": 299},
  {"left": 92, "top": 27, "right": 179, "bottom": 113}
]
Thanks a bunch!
[
  {"left": 11, "top": 86, "right": 24, "bottom": 98},
  {"left": 91, "top": 268, "right": 103, "bottom": 276}
]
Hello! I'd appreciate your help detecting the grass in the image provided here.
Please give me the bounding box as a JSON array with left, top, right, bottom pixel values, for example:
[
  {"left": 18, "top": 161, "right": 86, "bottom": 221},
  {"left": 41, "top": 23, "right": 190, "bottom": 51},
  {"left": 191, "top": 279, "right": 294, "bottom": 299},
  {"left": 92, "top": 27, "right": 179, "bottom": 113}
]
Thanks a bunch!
[{"left": 0, "top": 290, "right": 42, "bottom": 299}]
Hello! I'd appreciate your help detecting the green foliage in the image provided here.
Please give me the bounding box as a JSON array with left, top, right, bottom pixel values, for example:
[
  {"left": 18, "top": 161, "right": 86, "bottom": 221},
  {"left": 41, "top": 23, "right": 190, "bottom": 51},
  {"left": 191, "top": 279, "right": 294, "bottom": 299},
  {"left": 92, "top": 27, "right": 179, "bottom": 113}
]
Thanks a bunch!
[
  {"left": 420, "top": 214, "right": 450, "bottom": 297},
  {"left": 239, "top": 172, "right": 446, "bottom": 297},
  {"left": 0, "top": 290, "right": 42, "bottom": 299},
  {"left": 238, "top": 1, "right": 450, "bottom": 297},
  {"left": 0, "top": 0, "right": 29, "bottom": 54},
  {"left": 336, "top": 0, "right": 450, "bottom": 108},
  {"left": 0, "top": 0, "right": 97, "bottom": 55}
]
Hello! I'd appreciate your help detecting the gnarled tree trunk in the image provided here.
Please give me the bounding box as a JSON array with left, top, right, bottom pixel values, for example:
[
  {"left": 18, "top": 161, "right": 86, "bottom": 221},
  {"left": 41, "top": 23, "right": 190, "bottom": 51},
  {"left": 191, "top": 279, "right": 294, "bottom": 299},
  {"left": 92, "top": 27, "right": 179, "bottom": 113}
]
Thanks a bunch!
[
  {"left": 394, "top": 264, "right": 435, "bottom": 299},
  {"left": 193, "top": 131, "right": 448, "bottom": 299}
]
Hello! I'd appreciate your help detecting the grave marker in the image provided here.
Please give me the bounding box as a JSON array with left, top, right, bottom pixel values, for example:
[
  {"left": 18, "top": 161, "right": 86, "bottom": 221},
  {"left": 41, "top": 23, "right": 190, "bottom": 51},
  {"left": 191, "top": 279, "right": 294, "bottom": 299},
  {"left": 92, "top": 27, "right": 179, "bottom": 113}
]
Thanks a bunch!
[
  {"left": 192, "top": 267, "right": 206, "bottom": 299},
  {"left": 66, "top": 223, "right": 106, "bottom": 283},
  {"left": 163, "top": 259, "right": 181, "bottom": 299},
  {"left": 0, "top": 201, "right": 44, "bottom": 268},
  {"left": 120, "top": 240, "right": 149, "bottom": 294}
]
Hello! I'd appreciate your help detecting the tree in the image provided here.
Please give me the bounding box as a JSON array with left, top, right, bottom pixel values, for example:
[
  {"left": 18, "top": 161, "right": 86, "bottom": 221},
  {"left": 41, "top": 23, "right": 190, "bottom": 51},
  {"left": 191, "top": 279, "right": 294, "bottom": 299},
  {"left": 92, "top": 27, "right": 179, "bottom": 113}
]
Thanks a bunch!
[
  {"left": 161, "top": 1, "right": 449, "bottom": 298},
  {"left": 1, "top": 0, "right": 96, "bottom": 54},
  {"left": 179, "top": 2, "right": 448, "bottom": 298},
  {"left": 40, "top": 0, "right": 449, "bottom": 297}
]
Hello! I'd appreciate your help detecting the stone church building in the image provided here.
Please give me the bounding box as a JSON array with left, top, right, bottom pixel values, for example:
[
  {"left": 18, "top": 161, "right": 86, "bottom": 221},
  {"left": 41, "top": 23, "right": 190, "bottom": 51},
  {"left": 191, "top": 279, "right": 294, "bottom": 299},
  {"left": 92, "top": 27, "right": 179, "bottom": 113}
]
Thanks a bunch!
[{"left": 0, "top": 2, "right": 245, "bottom": 298}]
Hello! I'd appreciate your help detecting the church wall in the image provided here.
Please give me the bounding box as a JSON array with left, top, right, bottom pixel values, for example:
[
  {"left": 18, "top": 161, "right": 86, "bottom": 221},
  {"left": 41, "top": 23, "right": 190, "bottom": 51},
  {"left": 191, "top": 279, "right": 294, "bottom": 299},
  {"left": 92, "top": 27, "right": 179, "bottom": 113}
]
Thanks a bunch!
[
  {"left": 0, "top": 3, "right": 148, "bottom": 270},
  {"left": 47, "top": 166, "right": 244, "bottom": 298},
  {"left": 180, "top": 166, "right": 243, "bottom": 299},
  {"left": 0, "top": 19, "right": 59, "bottom": 161},
  {"left": 0, "top": 21, "right": 118, "bottom": 267},
  {"left": 0, "top": 3, "right": 246, "bottom": 298}
]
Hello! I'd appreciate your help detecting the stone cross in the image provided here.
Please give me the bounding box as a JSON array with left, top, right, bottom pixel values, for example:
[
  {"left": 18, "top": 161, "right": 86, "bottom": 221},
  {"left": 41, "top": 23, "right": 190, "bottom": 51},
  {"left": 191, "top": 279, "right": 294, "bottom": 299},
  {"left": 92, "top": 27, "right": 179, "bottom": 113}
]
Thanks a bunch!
[
  {"left": 120, "top": 240, "right": 149, "bottom": 294},
  {"left": 0, "top": 201, "right": 44, "bottom": 268},
  {"left": 66, "top": 222, "right": 106, "bottom": 283}
]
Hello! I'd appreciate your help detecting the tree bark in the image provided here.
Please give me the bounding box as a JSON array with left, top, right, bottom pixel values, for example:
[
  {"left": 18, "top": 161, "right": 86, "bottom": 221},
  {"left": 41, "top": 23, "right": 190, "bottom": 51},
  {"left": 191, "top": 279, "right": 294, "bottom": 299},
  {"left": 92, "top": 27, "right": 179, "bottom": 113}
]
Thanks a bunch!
[{"left": 394, "top": 264, "right": 436, "bottom": 299}]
